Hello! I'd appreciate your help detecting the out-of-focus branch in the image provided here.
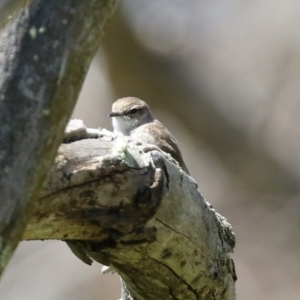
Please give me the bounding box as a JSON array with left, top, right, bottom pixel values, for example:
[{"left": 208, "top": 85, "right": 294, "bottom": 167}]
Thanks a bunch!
[
  {"left": 0, "top": 0, "right": 29, "bottom": 26},
  {"left": 23, "top": 122, "right": 236, "bottom": 300},
  {"left": 0, "top": 0, "right": 120, "bottom": 275},
  {"left": 101, "top": 9, "right": 299, "bottom": 196}
]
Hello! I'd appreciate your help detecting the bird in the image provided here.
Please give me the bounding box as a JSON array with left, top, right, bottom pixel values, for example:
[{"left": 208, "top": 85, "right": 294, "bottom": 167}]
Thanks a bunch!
[{"left": 109, "top": 97, "right": 189, "bottom": 174}]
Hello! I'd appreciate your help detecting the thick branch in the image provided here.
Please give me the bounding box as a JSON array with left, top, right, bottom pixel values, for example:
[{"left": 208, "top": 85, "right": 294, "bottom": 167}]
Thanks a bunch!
[
  {"left": 0, "top": 0, "right": 119, "bottom": 274},
  {"left": 23, "top": 122, "right": 236, "bottom": 300}
]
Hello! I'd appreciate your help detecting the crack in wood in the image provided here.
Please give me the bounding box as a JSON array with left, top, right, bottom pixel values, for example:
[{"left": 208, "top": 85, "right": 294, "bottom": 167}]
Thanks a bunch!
[{"left": 155, "top": 218, "right": 199, "bottom": 247}]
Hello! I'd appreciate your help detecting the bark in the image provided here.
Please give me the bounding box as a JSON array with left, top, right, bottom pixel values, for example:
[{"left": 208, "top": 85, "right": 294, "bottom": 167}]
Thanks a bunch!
[
  {"left": 23, "top": 120, "right": 237, "bottom": 300},
  {"left": 0, "top": 0, "right": 120, "bottom": 275}
]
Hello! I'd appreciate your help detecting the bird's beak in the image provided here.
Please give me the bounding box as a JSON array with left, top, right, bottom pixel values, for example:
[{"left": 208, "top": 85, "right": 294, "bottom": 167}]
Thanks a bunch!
[{"left": 108, "top": 112, "right": 120, "bottom": 117}]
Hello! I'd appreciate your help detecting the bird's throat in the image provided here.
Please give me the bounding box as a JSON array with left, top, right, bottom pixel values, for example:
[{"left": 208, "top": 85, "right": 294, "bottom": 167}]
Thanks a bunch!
[{"left": 112, "top": 116, "right": 133, "bottom": 135}]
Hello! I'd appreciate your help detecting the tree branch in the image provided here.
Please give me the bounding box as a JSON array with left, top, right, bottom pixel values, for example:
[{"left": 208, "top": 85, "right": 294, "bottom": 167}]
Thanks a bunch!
[
  {"left": 0, "top": 0, "right": 120, "bottom": 275},
  {"left": 23, "top": 121, "right": 236, "bottom": 300}
]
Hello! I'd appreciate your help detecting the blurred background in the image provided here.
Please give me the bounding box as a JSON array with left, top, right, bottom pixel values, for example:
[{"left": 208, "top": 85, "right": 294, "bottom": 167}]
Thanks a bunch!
[{"left": 1, "top": 0, "right": 300, "bottom": 299}]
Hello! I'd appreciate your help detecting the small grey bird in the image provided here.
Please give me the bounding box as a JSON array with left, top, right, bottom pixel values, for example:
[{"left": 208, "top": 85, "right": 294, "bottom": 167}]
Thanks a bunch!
[{"left": 109, "top": 97, "right": 189, "bottom": 174}]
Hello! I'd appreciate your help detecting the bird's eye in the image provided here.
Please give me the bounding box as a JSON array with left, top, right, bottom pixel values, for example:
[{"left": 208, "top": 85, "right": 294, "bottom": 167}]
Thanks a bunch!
[{"left": 129, "top": 108, "right": 138, "bottom": 114}]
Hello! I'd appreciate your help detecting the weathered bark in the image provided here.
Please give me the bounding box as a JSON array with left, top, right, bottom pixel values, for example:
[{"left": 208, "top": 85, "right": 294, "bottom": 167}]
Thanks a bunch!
[
  {"left": 0, "top": 0, "right": 120, "bottom": 275},
  {"left": 23, "top": 121, "right": 236, "bottom": 300}
]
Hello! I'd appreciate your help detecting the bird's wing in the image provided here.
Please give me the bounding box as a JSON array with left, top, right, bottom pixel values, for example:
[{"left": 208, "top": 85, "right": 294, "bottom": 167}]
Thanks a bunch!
[{"left": 131, "top": 120, "right": 189, "bottom": 174}]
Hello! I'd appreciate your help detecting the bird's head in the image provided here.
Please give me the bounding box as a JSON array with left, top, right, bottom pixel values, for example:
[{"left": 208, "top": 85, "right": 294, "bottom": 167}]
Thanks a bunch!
[{"left": 109, "top": 97, "right": 154, "bottom": 135}]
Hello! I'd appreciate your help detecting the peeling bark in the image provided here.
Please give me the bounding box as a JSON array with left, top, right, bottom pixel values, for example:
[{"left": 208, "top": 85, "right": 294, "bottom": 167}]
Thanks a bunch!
[{"left": 23, "top": 121, "right": 236, "bottom": 300}]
